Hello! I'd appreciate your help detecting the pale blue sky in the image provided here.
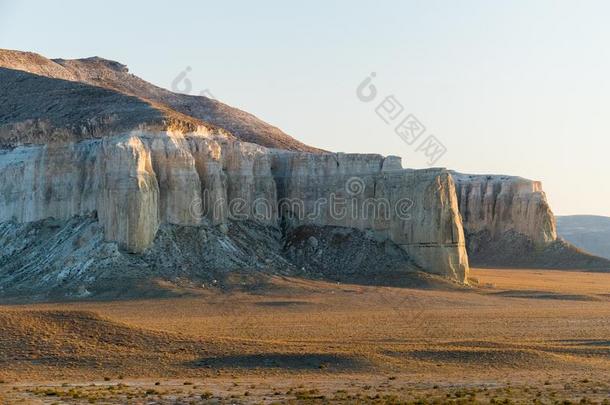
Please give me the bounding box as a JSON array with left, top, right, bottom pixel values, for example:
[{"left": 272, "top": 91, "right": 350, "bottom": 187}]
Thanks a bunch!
[{"left": 1, "top": 0, "right": 608, "bottom": 216}]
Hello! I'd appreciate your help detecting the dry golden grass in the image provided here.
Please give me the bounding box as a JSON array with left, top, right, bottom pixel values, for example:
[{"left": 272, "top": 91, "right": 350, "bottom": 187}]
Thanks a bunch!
[
  {"left": 473, "top": 267, "right": 610, "bottom": 295},
  {"left": 1, "top": 268, "right": 609, "bottom": 403}
]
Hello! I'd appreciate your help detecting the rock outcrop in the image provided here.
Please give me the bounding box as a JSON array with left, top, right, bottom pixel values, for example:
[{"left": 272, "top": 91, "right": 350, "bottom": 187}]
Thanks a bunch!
[
  {"left": 0, "top": 130, "right": 469, "bottom": 289},
  {"left": 2, "top": 48, "right": 608, "bottom": 300},
  {"left": 0, "top": 48, "right": 471, "bottom": 296},
  {"left": 452, "top": 172, "right": 610, "bottom": 269},
  {"left": 274, "top": 154, "right": 468, "bottom": 280},
  {"left": 452, "top": 173, "right": 557, "bottom": 245}
]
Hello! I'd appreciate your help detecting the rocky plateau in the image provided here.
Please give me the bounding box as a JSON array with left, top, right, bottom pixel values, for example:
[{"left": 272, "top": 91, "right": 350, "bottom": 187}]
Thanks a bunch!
[{"left": 0, "top": 49, "right": 607, "bottom": 300}]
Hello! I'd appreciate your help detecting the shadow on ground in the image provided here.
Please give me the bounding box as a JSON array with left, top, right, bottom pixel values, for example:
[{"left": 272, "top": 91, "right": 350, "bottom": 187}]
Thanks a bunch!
[
  {"left": 187, "top": 353, "right": 370, "bottom": 371},
  {"left": 490, "top": 290, "right": 598, "bottom": 301}
]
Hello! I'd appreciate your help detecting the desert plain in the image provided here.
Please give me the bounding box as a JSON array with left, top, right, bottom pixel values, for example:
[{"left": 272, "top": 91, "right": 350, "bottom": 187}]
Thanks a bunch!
[{"left": 0, "top": 267, "right": 609, "bottom": 404}]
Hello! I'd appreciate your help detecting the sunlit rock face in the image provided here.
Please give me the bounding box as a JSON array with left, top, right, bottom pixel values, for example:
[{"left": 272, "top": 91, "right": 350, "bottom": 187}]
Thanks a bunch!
[
  {"left": 0, "top": 140, "right": 101, "bottom": 224},
  {"left": 0, "top": 130, "right": 469, "bottom": 282},
  {"left": 98, "top": 136, "right": 160, "bottom": 253},
  {"left": 449, "top": 172, "right": 589, "bottom": 270},
  {"left": 271, "top": 152, "right": 468, "bottom": 281},
  {"left": 452, "top": 172, "right": 557, "bottom": 246}
]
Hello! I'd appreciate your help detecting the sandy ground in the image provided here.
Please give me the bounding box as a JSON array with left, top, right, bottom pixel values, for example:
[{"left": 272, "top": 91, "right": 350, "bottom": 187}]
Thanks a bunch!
[{"left": 0, "top": 267, "right": 609, "bottom": 403}]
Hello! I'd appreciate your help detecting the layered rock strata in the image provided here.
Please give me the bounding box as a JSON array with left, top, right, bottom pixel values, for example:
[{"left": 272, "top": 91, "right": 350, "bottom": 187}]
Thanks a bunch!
[
  {"left": 0, "top": 130, "right": 469, "bottom": 283},
  {"left": 452, "top": 172, "right": 609, "bottom": 269},
  {"left": 452, "top": 172, "right": 557, "bottom": 245}
]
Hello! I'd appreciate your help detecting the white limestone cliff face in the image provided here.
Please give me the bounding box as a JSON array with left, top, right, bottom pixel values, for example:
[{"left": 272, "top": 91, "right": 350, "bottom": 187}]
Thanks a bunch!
[
  {"left": 452, "top": 172, "right": 557, "bottom": 245},
  {"left": 0, "top": 131, "right": 469, "bottom": 282},
  {"left": 272, "top": 153, "right": 468, "bottom": 281},
  {"left": 451, "top": 174, "right": 608, "bottom": 270},
  {"left": 98, "top": 136, "right": 160, "bottom": 253},
  {"left": 0, "top": 141, "right": 100, "bottom": 224}
]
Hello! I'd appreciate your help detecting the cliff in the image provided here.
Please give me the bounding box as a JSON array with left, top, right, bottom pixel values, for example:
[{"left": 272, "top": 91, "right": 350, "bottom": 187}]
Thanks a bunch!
[
  {"left": 0, "top": 48, "right": 471, "bottom": 298},
  {"left": 452, "top": 173, "right": 557, "bottom": 245},
  {"left": 2, "top": 48, "right": 607, "bottom": 300},
  {"left": 0, "top": 129, "right": 468, "bottom": 288},
  {"left": 452, "top": 173, "right": 610, "bottom": 269}
]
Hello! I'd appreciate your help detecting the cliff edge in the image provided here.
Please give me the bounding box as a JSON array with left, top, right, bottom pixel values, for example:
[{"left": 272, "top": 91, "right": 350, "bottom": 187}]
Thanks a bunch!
[{"left": 452, "top": 172, "right": 610, "bottom": 270}]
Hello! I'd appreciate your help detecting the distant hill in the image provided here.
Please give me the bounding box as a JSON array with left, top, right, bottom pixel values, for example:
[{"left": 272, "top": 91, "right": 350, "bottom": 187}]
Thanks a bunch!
[
  {"left": 0, "top": 49, "right": 323, "bottom": 152},
  {"left": 556, "top": 215, "right": 610, "bottom": 259}
]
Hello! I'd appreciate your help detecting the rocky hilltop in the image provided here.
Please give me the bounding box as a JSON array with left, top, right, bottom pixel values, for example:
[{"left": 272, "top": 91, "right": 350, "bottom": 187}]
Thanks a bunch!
[
  {"left": 0, "top": 49, "right": 606, "bottom": 300},
  {"left": 0, "top": 49, "right": 322, "bottom": 152}
]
